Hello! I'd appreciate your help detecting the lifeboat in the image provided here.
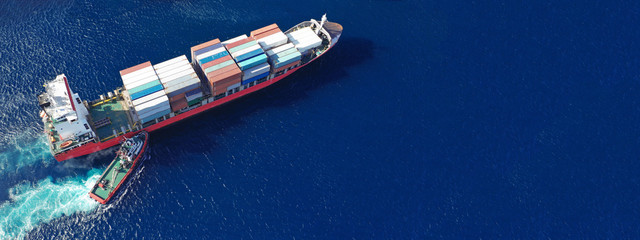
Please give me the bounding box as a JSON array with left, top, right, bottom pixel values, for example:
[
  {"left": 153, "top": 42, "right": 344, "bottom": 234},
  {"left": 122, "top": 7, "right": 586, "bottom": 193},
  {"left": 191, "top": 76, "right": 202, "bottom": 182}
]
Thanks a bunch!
[{"left": 60, "top": 140, "right": 73, "bottom": 148}]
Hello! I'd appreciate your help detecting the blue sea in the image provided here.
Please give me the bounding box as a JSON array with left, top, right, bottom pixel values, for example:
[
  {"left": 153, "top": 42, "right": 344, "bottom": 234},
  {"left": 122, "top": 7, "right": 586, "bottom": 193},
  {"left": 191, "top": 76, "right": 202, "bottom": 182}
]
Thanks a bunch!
[{"left": 1, "top": 0, "right": 639, "bottom": 239}]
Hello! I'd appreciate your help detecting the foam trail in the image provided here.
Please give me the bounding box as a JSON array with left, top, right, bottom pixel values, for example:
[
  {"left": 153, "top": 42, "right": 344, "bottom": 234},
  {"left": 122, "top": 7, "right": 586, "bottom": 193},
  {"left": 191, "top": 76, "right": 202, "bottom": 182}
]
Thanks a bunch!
[
  {"left": 0, "top": 135, "right": 52, "bottom": 175},
  {"left": 0, "top": 168, "right": 102, "bottom": 239}
]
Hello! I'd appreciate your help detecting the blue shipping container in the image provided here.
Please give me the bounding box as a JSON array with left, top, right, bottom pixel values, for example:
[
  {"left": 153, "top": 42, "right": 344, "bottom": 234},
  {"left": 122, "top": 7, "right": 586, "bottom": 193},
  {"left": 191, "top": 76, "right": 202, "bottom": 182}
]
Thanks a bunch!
[
  {"left": 166, "top": 83, "right": 201, "bottom": 98},
  {"left": 199, "top": 51, "right": 229, "bottom": 65},
  {"left": 141, "top": 109, "right": 171, "bottom": 124},
  {"left": 238, "top": 54, "right": 268, "bottom": 71},
  {"left": 274, "top": 52, "right": 302, "bottom": 68},
  {"left": 185, "top": 88, "right": 202, "bottom": 98},
  {"left": 128, "top": 80, "right": 162, "bottom": 95},
  {"left": 234, "top": 48, "right": 264, "bottom": 63},
  {"left": 241, "top": 72, "right": 269, "bottom": 85},
  {"left": 204, "top": 60, "right": 235, "bottom": 74},
  {"left": 269, "top": 48, "right": 298, "bottom": 63},
  {"left": 130, "top": 84, "right": 164, "bottom": 100}
]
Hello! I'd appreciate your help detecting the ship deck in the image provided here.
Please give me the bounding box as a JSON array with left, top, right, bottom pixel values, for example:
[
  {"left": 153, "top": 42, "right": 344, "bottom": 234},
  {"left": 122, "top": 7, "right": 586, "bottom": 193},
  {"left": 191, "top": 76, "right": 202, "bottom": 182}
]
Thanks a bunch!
[
  {"left": 88, "top": 99, "right": 133, "bottom": 142},
  {"left": 90, "top": 156, "right": 129, "bottom": 200}
]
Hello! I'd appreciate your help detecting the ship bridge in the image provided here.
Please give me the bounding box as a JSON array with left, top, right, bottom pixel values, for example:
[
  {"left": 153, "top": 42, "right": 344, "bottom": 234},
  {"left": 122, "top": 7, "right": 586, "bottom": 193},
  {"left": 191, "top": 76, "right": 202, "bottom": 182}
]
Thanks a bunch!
[{"left": 39, "top": 74, "right": 96, "bottom": 151}]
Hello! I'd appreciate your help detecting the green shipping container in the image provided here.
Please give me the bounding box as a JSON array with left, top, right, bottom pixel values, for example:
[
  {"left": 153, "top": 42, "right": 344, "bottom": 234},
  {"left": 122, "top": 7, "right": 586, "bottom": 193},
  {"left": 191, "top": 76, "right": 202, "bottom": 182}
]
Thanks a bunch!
[{"left": 188, "top": 97, "right": 203, "bottom": 106}]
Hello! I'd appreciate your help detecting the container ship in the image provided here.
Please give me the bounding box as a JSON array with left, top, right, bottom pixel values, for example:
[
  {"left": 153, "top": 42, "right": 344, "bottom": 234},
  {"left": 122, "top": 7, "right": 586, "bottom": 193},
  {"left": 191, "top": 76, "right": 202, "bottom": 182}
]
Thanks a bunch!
[{"left": 38, "top": 15, "right": 342, "bottom": 161}]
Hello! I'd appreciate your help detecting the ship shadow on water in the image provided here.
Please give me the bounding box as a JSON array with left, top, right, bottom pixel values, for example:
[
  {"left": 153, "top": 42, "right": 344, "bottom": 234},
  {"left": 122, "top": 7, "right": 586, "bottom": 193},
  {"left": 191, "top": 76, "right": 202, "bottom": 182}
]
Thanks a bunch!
[{"left": 148, "top": 37, "right": 375, "bottom": 165}]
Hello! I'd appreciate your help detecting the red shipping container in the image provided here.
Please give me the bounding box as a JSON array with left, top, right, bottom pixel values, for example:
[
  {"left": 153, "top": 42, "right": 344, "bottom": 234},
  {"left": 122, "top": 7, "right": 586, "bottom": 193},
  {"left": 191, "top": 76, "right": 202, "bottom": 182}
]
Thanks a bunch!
[
  {"left": 120, "top": 61, "right": 151, "bottom": 77},
  {"left": 190, "top": 39, "right": 221, "bottom": 61},
  {"left": 170, "top": 96, "right": 188, "bottom": 112},
  {"left": 211, "top": 68, "right": 241, "bottom": 81},
  {"left": 206, "top": 64, "right": 239, "bottom": 81},
  {"left": 211, "top": 73, "right": 241, "bottom": 86},
  {"left": 250, "top": 23, "right": 278, "bottom": 37},
  {"left": 253, "top": 28, "right": 282, "bottom": 40},
  {"left": 200, "top": 55, "right": 233, "bottom": 70},
  {"left": 274, "top": 60, "right": 300, "bottom": 73},
  {"left": 207, "top": 69, "right": 241, "bottom": 90},
  {"left": 169, "top": 92, "right": 186, "bottom": 102},
  {"left": 224, "top": 37, "right": 253, "bottom": 51},
  {"left": 212, "top": 80, "right": 237, "bottom": 90}
]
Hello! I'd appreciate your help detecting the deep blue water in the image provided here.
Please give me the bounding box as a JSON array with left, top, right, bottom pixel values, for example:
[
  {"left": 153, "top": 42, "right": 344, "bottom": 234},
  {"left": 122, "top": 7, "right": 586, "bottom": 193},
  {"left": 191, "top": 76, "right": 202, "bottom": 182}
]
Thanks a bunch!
[{"left": 0, "top": 0, "right": 640, "bottom": 238}]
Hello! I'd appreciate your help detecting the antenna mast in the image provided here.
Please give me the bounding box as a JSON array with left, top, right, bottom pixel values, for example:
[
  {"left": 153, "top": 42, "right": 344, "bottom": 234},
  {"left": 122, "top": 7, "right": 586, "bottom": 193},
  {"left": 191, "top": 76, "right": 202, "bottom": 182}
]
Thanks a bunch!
[{"left": 316, "top": 14, "right": 327, "bottom": 34}]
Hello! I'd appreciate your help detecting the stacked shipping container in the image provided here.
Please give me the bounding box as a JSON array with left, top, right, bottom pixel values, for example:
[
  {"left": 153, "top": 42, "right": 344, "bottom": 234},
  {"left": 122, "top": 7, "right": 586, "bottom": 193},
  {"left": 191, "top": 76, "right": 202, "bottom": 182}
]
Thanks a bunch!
[
  {"left": 223, "top": 34, "right": 270, "bottom": 86},
  {"left": 286, "top": 27, "right": 322, "bottom": 55},
  {"left": 153, "top": 55, "right": 201, "bottom": 112},
  {"left": 191, "top": 39, "right": 242, "bottom": 96},
  {"left": 119, "top": 62, "right": 171, "bottom": 124},
  {"left": 252, "top": 24, "right": 301, "bottom": 74}
]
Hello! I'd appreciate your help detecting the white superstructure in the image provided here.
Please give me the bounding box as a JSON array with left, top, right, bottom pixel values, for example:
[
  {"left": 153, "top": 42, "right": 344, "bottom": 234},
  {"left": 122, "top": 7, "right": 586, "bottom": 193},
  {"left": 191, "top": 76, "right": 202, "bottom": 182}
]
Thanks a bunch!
[{"left": 40, "top": 74, "right": 95, "bottom": 142}]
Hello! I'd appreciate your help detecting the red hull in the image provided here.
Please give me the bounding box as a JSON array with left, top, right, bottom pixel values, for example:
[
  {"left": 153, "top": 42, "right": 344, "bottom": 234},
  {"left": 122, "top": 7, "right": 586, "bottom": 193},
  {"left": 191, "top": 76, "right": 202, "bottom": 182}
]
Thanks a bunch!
[
  {"left": 89, "top": 131, "right": 149, "bottom": 204},
  {"left": 54, "top": 48, "right": 330, "bottom": 161}
]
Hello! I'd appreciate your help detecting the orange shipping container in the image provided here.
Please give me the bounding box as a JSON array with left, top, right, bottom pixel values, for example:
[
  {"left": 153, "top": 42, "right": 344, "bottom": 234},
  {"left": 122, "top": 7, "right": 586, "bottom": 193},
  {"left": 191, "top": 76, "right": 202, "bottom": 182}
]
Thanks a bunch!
[
  {"left": 200, "top": 55, "right": 233, "bottom": 70},
  {"left": 250, "top": 23, "right": 278, "bottom": 37},
  {"left": 274, "top": 61, "right": 300, "bottom": 73},
  {"left": 120, "top": 61, "right": 151, "bottom": 76},
  {"left": 224, "top": 37, "right": 253, "bottom": 51},
  {"left": 253, "top": 28, "right": 282, "bottom": 40},
  {"left": 206, "top": 64, "right": 239, "bottom": 81},
  {"left": 170, "top": 96, "right": 188, "bottom": 112},
  {"left": 169, "top": 93, "right": 186, "bottom": 102},
  {"left": 190, "top": 39, "right": 221, "bottom": 61},
  {"left": 210, "top": 72, "right": 241, "bottom": 86}
]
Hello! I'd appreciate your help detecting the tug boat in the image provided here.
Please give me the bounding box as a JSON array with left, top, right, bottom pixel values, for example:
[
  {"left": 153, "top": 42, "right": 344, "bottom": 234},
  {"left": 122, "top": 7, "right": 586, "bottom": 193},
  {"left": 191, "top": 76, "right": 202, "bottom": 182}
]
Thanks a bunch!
[{"left": 89, "top": 131, "right": 149, "bottom": 204}]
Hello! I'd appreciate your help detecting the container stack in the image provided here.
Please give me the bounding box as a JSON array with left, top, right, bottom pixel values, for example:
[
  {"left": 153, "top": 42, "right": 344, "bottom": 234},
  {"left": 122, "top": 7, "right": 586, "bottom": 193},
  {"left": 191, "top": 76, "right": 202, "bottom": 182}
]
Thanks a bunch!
[
  {"left": 286, "top": 27, "right": 323, "bottom": 55},
  {"left": 153, "top": 55, "right": 201, "bottom": 112},
  {"left": 250, "top": 24, "right": 289, "bottom": 51},
  {"left": 191, "top": 38, "right": 242, "bottom": 97},
  {"left": 251, "top": 24, "right": 301, "bottom": 74},
  {"left": 119, "top": 62, "right": 171, "bottom": 124},
  {"left": 265, "top": 42, "right": 301, "bottom": 73},
  {"left": 223, "top": 34, "right": 270, "bottom": 86}
]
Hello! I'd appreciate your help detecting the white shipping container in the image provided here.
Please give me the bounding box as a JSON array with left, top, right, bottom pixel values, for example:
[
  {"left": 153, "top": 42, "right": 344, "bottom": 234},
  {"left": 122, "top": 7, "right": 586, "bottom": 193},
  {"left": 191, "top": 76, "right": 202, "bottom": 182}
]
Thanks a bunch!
[
  {"left": 164, "top": 78, "right": 200, "bottom": 94},
  {"left": 286, "top": 28, "right": 314, "bottom": 40},
  {"left": 154, "top": 60, "right": 190, "bottom": 75},
  {"left": 135, "top": 97, "right": 170, "bottom": 116},
  {"left": 161, "top": 72, "right": 197, "bottom": 85},
  {"left": 124, "top": 71, "right": 157, "bottom": 87},
  {"left": 154, "top": 59, "right": 190, "bottom": 75},
  {"left": 157, "top": 67, "right": 193, "bottom": 83},
  {"left": 294, "top": 35, "right": 322, "bottom": 53},
  {"left": 231, "top": 44, "right": 261, "bottom": 58},
  {"left": 125, "top": 75, "right": 159, "bottom": 90},
  {"left": 157, "top": 64, "right": 193, "bottom": 79},
  {"left": 291, "top": 27, "right": 315, "bottom": 38},
  {"left": 222, "top": 35, "right": 248, "bottom": 45},
  {"left": 164, "top": 75, "right": 198, "bottom": 89},
  {"left": 242, "top": 62, "right": 271, "bottom": 80},
  {"left": 122, "top": 67, "right": 157, "bottom": 85},
  {"left": 134, "top": 94, "right": 168, "bottom": 111},
  {"left": 258, "top": 32, "right": 288, "bottom": 50},
  {"left": 196, "top": 46, "right": 226, "bottom": 61},
  {"left": 226, "top": 82, "right": 241, "bottom": 91},
  {"left": 136, "top": 102, "right": 170, "bottom": 118},
  {"left": 121, "top": 66, "right": 155, "bottom": 81},
  {"left": 266, "top": 43, "right": 294, "bottom": 56},
  {"left": 154, "top": 55, "right": 188, "bottom": 70},
  {"left": 138, "top": 104, "right": 171, "bottom": 119},
  {"left": 132, "top": 90, "right": 166, "bottom": 107},
  {"left": 290, "top": 31, "right": 320, "bottom": 45}
]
